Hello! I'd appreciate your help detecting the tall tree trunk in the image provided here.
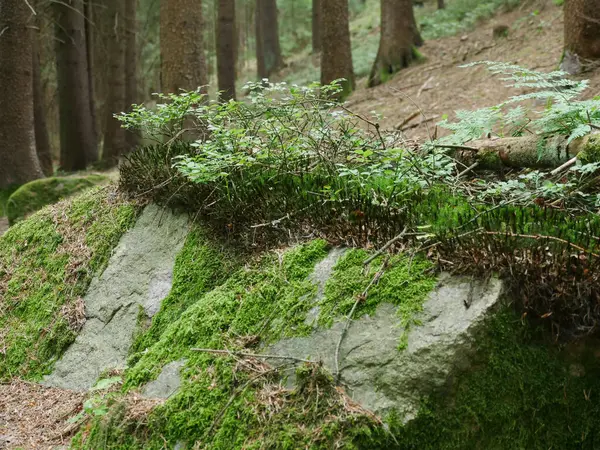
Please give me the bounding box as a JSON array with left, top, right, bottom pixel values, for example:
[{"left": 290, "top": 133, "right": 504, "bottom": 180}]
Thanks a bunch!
[
  {"left": 562, "top": 0, "right": 600, "bottom": 74},
  {"left": 84, "top": 0, "right": 99, "bottom": 162},
  {"left": 217, "top": 0, "right": 237, "bottom": 101},
  {"left": 437, "top": 0, "right": 445, "bottom": 9},
  {"left": 102, "top": 0, "right": 126, "bottom": 167},
  {"left": 125, "top": 0, "right": 139, "bottom": 149},
  {"left": 321, "top": 0, "right": 354, "bottom": 97},
  {"left": 160, "top": 0, "right": 208, "bottom": 93},
  {"left": 312, "top": 0, "right": 321, "bottom": 53},
  {"left": 0, "top": 0, "right": 43, "bottom": 188},
  {"left": 368, "top": 0, "right": 417, "bottom": 88},
  {"left": 32, "top": 36, "right": 53, "bottom": 176},
  {"left": 53, "top": 0, "right": 96, "bottom": 172},
  {"left": 255, "top": 0, "right": 283, "bottom": 79}
]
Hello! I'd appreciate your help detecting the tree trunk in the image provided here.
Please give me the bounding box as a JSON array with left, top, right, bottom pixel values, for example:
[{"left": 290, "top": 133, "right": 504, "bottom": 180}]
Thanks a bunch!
[
  {"left": 84, "top": 0, "right": 99, "bottom": 162},
  {"left": 562, "top": 0, "right": 600, "bottom": 74},
  {"left": 217, "top": 0, "right": 237, "bottom": 101},
  {"left": 53, "top": 0, "right": 97, "bottom": 172},
  {"left": 125, "top": 0, "right": 139, "bottom": 149},
  {"left": 0, "top": 0, "right": 43, "bottom": 189},
  {"left": 437, "top": 0, "right": 445, "bottom": 9},
  {"left": 255, "top": 0, "right": 283, "bottom": 80},
  {"left": 312, "top": 0, "right": 321, "bottom": 53},
  {"left": 368, "top": 0, "right": 417, "bottom": 88},
  {"left": 102, "top": 0, "right": 126, "bottom": 167},
  {"left": 410, "top": 2, "right": 423, "bottom": 47},
  {"left": 32, "top": 36, "right": 53, "bottom": 176},
  {"left": 160, "top": 0, "right": 208, "bottom": 93},
  {"left": 321, "top": 0, "right": 355, "bottom": 97}
]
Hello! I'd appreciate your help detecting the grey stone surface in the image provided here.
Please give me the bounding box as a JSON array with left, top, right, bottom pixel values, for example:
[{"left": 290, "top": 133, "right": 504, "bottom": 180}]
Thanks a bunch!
[
  {"left": 267, "top": 275, "right": 504, "bottom": 420},
  {"left": 43, "top": 205, "right": 189, "bottom": 391},
  {"left": 143, "top": 359, "right": 187, "bottom": 399}
]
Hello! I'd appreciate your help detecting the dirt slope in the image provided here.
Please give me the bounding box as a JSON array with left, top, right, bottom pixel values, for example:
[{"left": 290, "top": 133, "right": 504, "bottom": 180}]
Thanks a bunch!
[{"left": 348, "top": 0, "right": 598, "bottom": 140}]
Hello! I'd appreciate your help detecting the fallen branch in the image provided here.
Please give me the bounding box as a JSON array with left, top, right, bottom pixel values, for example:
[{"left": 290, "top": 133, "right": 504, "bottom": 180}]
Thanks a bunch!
[
  {"left": 363, "top": 227, "right": 407, "bottom": 265},
  {"left": 481, "top": 231, "right": 600, "bottom": 257},
  {"left": 550, "top": 156, "right": 578, "bottom": 176},
  {"left": 190, "top": 348, "right": 313, "bottom": 364},
  {"left": 395, "top": 111, "right": 420, "bottom": 130},
  {"left": 433, "top": 144, "right": 479, "bottom": 152},
  {"left": 457, "top": 162, "right": 479, "bottom": 178},
  {"left": 334, "top": 258, "right": 388, "bottom": 383}
]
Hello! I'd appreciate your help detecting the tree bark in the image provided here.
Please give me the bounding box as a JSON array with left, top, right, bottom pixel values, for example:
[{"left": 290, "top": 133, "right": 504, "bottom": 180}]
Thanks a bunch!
[
  {"left": 368, "top": 0, "right": 417, "bottom": 88},
  {"left": 32, "top": 36, "right": 53, "bottom": 176},
  {"left": 255, "top": 0, "right": 283, "bottom": 80},
  {"left": 53, "top": 0, "right": 97, "bottom": 172},
  {"left": 84, "top": 0, "right": 99, "bottom": 162},
  {"left": 321, "top": 0, "right": 355, "bottom": 97},
  {"left": 410, "top": 1, "right": 423, "bottom": 47},
  {"left": 102, "top": 0, "right": 126, "bottom": 167},
  {"left": 312, "top": 0, "right": 321, "bottom": 53},
  {"left": 0, "top": 0, "right": 43, "bottom": 189},
  {"left": 217, "top": 0, "right": 237, "bottom": 101},
  {"left": 160, "top": 0, "right": 208, "bottom": 93},
  {"left": 562, "top": 0, "right": 600, "bottom": 74},
  {"left": 125, "top": 0, "right": 139, "bottom": 149}
]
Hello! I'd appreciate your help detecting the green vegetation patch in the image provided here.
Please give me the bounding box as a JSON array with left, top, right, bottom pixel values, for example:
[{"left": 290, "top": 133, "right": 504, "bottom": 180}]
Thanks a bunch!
[
  {"left": 318, "top": 249, "right": 436, "bottom": 347},
  {"left": 125, "top": 239, "right": 330, "bottom": 388},
  {"left": 0, "top": 187, "right": 138, "bottom": 380},
  {"left": 129, "top": 228, "right": 241, "bottom": 358},
  {"left": 6, "top": 174, "right": 109, "bottom": 225},
  {"left": 393, "top": 309, "right": 600, "bottom": 449}
]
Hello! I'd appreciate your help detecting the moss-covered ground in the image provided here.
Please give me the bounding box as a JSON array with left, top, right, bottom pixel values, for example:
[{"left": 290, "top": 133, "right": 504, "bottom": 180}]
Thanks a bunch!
[
  {"left": 72, "top": 231, "right": 600, "bottom": 449},
  {"left": 73, "top": 239, "right": 438, "bottom": 449},
  {"left": 0, "top": 186, "right": 138, "bottom": 380},
  {"left": 6, "top": 174, "right": 109, "bottom": 225}
]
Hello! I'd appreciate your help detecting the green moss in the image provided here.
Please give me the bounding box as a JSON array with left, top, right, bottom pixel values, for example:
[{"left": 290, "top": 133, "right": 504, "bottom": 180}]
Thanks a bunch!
[
  {"left": 393, "top": 309, "right": 600, "bottom": 449},
  {"left": 125, "top": 239, "right": 329, "bottom": 389},
  {"left": 6, "top": 174, "right": 109, "bottom": 225},
  {"left": 0, "top": 187, "right": 138, "bottom": 380},
  {"left": 577, "top": 134, "right": 600, "bottom": 164},
  {"left": 318, "top": 249, "right": 436, "bottom": 347},
  {"left": 129, "top": 228, "right": 241, "bottom": 360}
]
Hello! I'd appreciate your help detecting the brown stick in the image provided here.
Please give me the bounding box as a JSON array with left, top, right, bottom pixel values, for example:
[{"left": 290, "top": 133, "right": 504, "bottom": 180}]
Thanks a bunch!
[{"left": 190, "top": 348, "right": 313, "bottom": 363}]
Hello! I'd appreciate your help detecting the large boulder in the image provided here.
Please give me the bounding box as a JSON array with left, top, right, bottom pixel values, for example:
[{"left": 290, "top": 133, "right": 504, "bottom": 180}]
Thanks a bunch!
[{"left": 268, "top": 257, "right": 504, "bottom": 420}]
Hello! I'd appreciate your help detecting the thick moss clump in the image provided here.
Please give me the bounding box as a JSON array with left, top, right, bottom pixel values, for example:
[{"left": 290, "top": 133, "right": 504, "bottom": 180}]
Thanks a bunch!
[
  {"left": 0, "top": 187, "right": 138, "bottom": 380},
  {"left": 577, "top": 133, "right": 600, "bottom": 164},
  {"left": 6, "top": 174, "right": 109, "bottom": 225},
  {"left": 393, "top": 309, "right": 600, "bottom": 449}
]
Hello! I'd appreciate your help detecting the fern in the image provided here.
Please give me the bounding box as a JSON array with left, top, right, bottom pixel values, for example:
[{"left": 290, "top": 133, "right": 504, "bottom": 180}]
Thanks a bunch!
[{"left": 438, "top": 61, "right": 600, "bottom": 144}]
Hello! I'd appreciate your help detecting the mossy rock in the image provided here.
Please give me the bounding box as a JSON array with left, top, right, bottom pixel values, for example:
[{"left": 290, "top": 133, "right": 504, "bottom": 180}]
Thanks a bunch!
[
  {"left": 0, "top": 187, "right": 138, "bottom": 380},
  {"left": 6, "top": 175, "right": 109, "bottom": 225}
]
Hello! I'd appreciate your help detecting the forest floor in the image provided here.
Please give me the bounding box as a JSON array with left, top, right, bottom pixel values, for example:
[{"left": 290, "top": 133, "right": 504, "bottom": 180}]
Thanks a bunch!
[
  {"left": 346, "top": 0, "right": 599, "bottom": 141},
  {"left": 3, "top": 1, "right": 600, "bottom": 448}
]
